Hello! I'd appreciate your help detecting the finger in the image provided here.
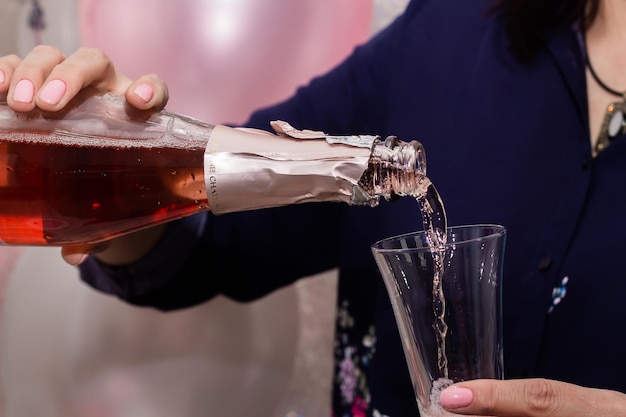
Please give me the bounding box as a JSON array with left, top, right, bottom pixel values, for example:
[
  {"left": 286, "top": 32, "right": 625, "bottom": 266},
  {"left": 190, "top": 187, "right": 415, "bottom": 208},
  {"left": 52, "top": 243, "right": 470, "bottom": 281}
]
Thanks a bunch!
[
  {"left": 61, "top": 244, "right": 95, "bottom": 266},
  {"left": 5, "top": 45, "right": 66, "bottom": 112},
  {"left": 440, "top": 378, "right": 626, "bottom": 417},
  {"left": 0, "top": 54, "right": 23, "bottom": 95},
  {"left": 125, "top": 73, "right": 169, "bottom": 111},
  {"left": 34, "top": 46, "right": 134, "bottom": 111}
]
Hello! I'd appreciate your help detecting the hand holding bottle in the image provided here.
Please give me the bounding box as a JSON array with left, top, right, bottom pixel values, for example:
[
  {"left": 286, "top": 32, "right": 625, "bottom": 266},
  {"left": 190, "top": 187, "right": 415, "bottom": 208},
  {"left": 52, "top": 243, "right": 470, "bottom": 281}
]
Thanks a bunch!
[
  {"left": 0, "top": 45, "right": 427, "bottom": 266},
  {"left": 0, "top": 45, "right": 171, "bottom": 266},
  {"left": 0, "top": 45, "right": 168, "bottom": 113}
]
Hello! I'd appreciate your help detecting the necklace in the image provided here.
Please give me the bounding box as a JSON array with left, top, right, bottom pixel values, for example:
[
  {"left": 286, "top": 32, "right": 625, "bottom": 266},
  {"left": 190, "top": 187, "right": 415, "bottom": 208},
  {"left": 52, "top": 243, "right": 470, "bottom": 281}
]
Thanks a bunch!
[{"left": 582, "top": 36, "right": 626, "bottom": 154}]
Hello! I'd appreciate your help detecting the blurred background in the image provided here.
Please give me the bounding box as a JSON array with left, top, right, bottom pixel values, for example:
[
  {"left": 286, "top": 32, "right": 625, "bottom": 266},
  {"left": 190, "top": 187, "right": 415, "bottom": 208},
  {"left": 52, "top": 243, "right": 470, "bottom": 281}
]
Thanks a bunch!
[{"left": 0, "top": 1, "right": 409, "bottom": 416}]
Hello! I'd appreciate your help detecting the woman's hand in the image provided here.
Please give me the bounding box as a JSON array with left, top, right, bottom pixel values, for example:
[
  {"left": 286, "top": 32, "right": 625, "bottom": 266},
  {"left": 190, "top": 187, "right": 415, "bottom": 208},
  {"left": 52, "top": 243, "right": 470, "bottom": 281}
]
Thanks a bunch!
[
  {"left": 0, "top": 45, "right": 168, "bottom": 112},
  {"left": 60, "top": 225, "right": 167, "bottom": 266},
  {"left": 439, "top": 378, "right": 626, "bottom": 417},
  {"left": 0, "top": 45, "right": 171, "bottom": 266}
]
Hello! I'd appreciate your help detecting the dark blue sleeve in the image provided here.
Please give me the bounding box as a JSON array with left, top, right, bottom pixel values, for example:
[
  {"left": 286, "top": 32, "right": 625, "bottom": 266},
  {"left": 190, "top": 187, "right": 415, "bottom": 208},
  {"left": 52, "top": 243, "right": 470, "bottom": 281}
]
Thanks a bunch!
[
  {"left": 78, "top": 8, "right": 415, "bottom": 311},
  {"left": 80, "top": 204, "right": 345, "bottom": 311}
]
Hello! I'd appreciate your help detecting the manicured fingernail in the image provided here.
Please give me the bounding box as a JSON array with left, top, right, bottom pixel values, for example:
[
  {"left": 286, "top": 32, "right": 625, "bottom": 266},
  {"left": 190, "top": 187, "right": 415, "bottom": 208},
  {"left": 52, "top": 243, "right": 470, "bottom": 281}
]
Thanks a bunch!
[
  {"left": 133, "top": 84, "right": 154, "bottom": 103},
  {"left": 39, "top": 79, "right": 66, "bottom": 105},
  {"left": 439, "top": 386, "right": 473, "bottom": 409},
  {"left": 13, "top": 79, "right": 35, "bottom": 103}
]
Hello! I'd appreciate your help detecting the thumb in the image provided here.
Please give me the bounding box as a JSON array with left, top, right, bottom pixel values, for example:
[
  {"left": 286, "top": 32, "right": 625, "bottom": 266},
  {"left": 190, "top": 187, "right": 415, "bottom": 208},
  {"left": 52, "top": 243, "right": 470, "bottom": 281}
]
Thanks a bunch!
[
  {"left": 61, "top": 244, "right": 95, "bottom": 266},
  {"left": 439, "top": 378, "right": 626, "bottom": 417}
]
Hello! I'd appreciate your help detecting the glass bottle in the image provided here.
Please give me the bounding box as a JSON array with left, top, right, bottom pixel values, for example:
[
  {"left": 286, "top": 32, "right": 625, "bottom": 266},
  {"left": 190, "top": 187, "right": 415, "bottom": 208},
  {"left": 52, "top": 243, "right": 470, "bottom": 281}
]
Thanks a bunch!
[{"left": 0, "top": 92, "right": 427, "bottom": 246}]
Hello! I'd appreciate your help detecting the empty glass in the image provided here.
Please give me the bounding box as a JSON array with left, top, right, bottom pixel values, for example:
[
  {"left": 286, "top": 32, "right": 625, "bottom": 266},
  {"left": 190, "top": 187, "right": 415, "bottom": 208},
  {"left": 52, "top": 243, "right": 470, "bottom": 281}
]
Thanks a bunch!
[{"left": 371, "top": 224, "right": 506, "bottom": 417}]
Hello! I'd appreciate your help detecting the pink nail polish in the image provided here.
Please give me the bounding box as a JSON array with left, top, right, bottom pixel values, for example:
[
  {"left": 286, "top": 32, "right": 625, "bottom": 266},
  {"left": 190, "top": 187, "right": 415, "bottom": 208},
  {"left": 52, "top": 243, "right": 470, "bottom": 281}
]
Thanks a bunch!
[
  {"left": 133, "top": 84, "right": 154, "bottom": 103},
  {"left": 439, "top": 386, "right": 473, "bottom": 409},
  {"left": 13, "top": 79, "right": 35, "bottom": 103},
  {"left": 39, "top": 79, "right": 67, "bottom": 105}
]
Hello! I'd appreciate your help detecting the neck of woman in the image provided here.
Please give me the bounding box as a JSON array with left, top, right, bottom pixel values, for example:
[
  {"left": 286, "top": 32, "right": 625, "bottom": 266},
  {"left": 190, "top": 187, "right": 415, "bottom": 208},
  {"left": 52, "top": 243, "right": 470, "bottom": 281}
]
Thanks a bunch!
[
  {"left": 588, "top": 0, "right": 626, "bottom": 41},
  {"left": 585, "top": 0, "right": 626, "bottom": 88}
]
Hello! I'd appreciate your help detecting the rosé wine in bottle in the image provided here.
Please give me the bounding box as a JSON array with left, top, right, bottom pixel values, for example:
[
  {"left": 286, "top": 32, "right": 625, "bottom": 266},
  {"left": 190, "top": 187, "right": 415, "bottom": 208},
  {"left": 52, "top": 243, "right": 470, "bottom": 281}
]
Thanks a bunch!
[{"left": 0, "top": 91, "right": 429, "bottom": 246}]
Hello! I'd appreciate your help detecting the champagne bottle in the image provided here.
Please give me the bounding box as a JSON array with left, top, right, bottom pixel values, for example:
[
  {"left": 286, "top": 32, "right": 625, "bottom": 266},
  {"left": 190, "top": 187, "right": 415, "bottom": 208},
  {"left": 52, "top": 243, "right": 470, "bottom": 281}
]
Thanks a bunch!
[{"left": 0, "top": 92, "right": 427, "bottom": 246}]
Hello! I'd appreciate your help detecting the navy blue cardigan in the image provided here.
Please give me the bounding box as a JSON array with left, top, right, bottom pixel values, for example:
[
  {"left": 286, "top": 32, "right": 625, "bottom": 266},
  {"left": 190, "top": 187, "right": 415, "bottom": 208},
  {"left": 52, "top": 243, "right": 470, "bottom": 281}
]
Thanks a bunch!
[{"left": 80, "top": 1, "right": 626, "bottom": 415}]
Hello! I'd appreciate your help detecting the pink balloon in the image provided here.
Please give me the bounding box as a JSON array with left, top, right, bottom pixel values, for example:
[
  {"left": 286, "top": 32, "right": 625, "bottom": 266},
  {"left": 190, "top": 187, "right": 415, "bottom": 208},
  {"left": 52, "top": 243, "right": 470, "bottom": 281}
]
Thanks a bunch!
[{"left": 78, "top": 0, "right": 373, "bottom": 124}]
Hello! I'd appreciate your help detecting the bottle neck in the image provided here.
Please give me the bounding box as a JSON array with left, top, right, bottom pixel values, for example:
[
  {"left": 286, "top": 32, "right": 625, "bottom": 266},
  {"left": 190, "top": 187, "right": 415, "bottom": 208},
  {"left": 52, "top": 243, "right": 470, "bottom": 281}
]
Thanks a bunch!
[
  {"left": 202, "top": 125, "right": 428, "bottom": 213},
  {"left": 204, "top": 125, "right": 373, "bottom": 214},
  {"left": 354, "top": 136, "right": 427, "bottom": 205}
]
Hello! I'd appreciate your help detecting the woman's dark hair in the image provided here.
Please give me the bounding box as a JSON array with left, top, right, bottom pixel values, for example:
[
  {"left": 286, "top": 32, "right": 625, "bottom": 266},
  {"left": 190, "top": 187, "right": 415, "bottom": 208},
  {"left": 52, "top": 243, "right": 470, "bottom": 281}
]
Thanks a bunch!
[{"left": 490, "top": 0, "right": 598, "bottom": 61}]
